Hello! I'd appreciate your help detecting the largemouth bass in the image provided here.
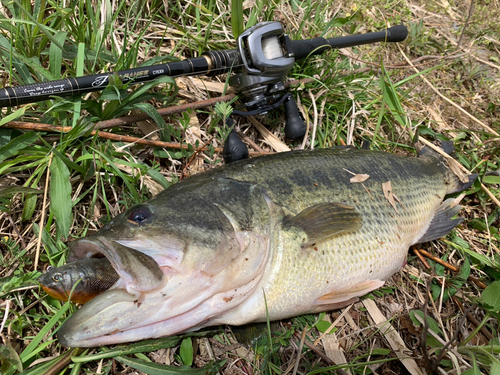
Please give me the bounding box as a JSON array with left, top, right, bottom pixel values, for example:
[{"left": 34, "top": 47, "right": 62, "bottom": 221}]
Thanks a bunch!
[{"left": 53, "top": 147, "right": 475, "bottom": 347}]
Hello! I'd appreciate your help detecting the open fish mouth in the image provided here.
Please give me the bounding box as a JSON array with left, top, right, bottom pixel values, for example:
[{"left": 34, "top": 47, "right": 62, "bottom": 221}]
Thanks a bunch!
[{"left": 58, "top": 232, "right": 269, "bottom": 347}]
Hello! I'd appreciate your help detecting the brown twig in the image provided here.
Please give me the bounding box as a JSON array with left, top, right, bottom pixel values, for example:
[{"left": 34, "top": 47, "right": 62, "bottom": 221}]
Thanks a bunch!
[
  {"left": 4, "top": 95, "right": 236, "bottom": 132},
  {"left": 181, "top": 135, "right": 215, "bottom": 179},
  {"left": 290, "top": 331, "right": 350, "bottom": 375},
  {"left": 457, "top": 0, "right": 475, "bottom": 48},
  {"left": 235, "top": 130, "right": 265, "bottom": 153},
  {"left": 2, "top": 121, "right": 271, "bottom": 157},
  {"left": 293, "top": 332, "right": 333, "bottom": 366},
  {"left": 95, "top": 94, "right": 237, "bottom": 130},
  {"left": 292, "top": 328, "right": 307, "bottom": 375},
  {"left": 453, "top": 298, "right": 493, "bottom": 341},
  {"left": 416, "top": 248, "right": 487, "bottom": 289},
  {"left": 5, "top": 212, "right": 26, "bottom": 249},
  {"left": 44, "top": 348, "right": 81, "bottom": 375},
  {"left": 415, "top": 254, "right": 493, "bottom": 341},
  {"left": 413, "top": 248, "right": 431, "bottom": 269}
]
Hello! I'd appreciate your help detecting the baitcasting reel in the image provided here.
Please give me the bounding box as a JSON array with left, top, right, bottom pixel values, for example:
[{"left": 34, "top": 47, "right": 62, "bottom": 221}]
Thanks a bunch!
[
  {"left": 221, "top": 21, "right": 408, "bottom": 163},
  {"left": 227, "top": 22, "right": 308, "bottom": 147}
]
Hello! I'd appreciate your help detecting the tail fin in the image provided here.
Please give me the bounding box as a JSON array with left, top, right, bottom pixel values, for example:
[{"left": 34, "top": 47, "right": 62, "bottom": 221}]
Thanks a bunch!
[{"left": 416, "top": 196, "right": 464, "bottom": 244}]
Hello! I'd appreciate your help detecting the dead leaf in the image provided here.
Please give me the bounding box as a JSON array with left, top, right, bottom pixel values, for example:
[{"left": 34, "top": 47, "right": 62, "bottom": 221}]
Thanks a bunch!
[
  {"left": 363, "top": 299, "right": 424, "bottom": 375},
  {"left": 344, "top": 168, "right": 370, "bottom": 183},
  {"left": 392, "top": 193, "right": 407, "bottom": 212},
  {"left": 248, "top": 117, "right": 290, "bottom": 152},
  {"left": 382, "top": 181, "right": 398, "bottom": 212},
  {"left": 400, "top": 315, "right": 419, "bottom": 336},
  {"left": 136, "top": 119, "right": 160, "bottom": 140},
  {"left": 350, "top": 174, "right": 370, "bottom": 183}
]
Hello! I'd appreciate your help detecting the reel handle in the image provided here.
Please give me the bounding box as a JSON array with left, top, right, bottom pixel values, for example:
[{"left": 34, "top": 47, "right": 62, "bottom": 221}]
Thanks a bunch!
[
  {"left": 284, "top": 96, "right": 307, "bottom": 140},
  {"left": 222, "top": 119, "right": 249, "bottom": 164}
]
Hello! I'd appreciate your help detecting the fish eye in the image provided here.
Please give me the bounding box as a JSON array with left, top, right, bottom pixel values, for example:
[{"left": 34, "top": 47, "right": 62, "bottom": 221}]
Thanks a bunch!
[
  {"left": 128, "top": 206, "right": 152, "bottom": 224},
  {"left": 52, "top": 273, "right": 62, "bottom": 282}
]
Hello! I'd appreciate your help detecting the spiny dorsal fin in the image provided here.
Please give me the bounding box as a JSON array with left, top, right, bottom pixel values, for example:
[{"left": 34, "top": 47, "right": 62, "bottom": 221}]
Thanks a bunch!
[
  {"left": 284, "top": 202, "right": 362, "bottom": 248},
  {"left": 418, "top": 140, "right": 455, "bottom": 157},
  {"left": 416, "top": 197, "right": 463, "bottom": 244}
]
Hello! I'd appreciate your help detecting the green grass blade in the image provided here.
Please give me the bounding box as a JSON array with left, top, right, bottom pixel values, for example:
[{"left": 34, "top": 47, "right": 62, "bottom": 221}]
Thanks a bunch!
[
  {"left": 146, "top": 168, "right": 170, "bottom": 189},
  {"left": 115, "top": 356, "right": 225, "bottom": 375},
  {"left": 179, "top": 337, "right": 193, "bottom": 366},
  {"left": 0, "top": 186, "right": 42, "bottom": 196},
  {"left": 130, "top": 102, "right": 168, "bottom": 128},
  {"left": 0, "top": 35, "right": 34, "bottom": 84},
  {"left": 379, "top": 63, "right": 412, "bottom": 139},
  {"left": 71, "top": 336, "right": 183, "bottom": 363},
  {"left": 230, "top": 0, "right": 244, "bottom": 39},
  {"left": 72, "top": 42, "right": 85, "bottom": 126},
  {"left": 5, "top": 48, "right": 58, "bottom": 81},
  {"left": 49, "top": 154, "right": 73, "bottom": 239},
  {"left": 0, "top": 132, "right": 39, "bottom": 164},
  {"left": 13, "top": 0, "right": 65, "bottom": 51},
  {"left": 19, "top": 302, "right": 70, "bottom": 363},
  {"left": 247, "top": 0, "right": 266, "bottom": 28},
  {"left": 49, "top": 31, "right": 68, "bottom": 77},
  {"left": 91, "top": 147, "right": 141, "bottom": 202},
  {"left": 21, "top": 169, "right": 46, "bottom": 221},
  {"left": 0, "top": 106, "right": 27, "bottom": 126}
]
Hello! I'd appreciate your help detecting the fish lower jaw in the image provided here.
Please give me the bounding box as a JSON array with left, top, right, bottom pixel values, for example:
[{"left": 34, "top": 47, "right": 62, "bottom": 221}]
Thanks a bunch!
[{"left": 58, "top": 268, "right": 266, "bottom": 347}]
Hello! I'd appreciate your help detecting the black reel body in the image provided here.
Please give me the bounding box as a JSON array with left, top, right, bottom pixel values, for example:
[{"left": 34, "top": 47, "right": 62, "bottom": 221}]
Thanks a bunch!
[{"left": 230, "top": 21, "right": 294, "bottom": 109}]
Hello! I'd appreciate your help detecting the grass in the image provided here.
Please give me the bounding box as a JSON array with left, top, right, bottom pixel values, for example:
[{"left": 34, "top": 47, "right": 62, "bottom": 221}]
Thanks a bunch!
[{"left": 1, "top": 0, "right": 500, "bottom": 374}]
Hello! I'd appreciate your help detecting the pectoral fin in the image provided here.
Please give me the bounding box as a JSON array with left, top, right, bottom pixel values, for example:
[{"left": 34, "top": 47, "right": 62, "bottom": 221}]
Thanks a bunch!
[{"left": 284, "top": 202, "right": 362, "bottom": 248}]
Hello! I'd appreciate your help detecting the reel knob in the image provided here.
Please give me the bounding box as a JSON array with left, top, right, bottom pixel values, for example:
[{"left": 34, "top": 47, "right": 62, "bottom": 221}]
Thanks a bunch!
[
  {"left": 284, "top": 96, "right": 307, "bottom": 139},
  {"left": 222, "top": 120, "right": 249, "bottom": 164}
]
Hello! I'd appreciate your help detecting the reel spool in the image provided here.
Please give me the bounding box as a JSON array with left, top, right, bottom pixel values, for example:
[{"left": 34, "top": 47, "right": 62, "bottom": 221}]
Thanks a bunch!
[{"left": 230, "top": 22, "right": 295, "bottom": 108}]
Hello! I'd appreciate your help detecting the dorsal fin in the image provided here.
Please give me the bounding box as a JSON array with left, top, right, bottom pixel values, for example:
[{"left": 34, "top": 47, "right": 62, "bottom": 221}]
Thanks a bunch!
[
  {"left": 284, "top": 202, "right": 362, "bottom": 248},
  {"left": 417, "top": 140, "right": 455, "bottom": 158}
]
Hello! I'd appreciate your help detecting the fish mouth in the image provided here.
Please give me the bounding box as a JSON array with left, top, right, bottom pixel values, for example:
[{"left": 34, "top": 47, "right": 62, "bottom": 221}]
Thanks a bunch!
[
  {"left": 58, "top": 238, "right": 167, "bottom": 347},
  {"left": 66, "top": 238, "right": 165, "bottom": 294},
  {"left": 58, "top": 232, "right": 269, "bottom": 347}
]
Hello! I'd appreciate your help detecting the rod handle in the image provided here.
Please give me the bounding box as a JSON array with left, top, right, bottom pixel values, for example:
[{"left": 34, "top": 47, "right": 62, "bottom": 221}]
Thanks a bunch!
[{"left": 291, "top": 24, "right": 408, "bottom": 60}]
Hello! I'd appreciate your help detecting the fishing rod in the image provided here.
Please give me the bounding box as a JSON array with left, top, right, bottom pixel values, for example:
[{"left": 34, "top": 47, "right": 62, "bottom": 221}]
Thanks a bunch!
[{"left": 1, "top": 21, "right": 408, "bottom": 160}]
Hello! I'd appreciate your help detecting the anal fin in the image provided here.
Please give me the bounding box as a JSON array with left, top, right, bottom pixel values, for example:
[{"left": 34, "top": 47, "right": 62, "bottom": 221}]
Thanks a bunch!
[
  {"left": 314, "top": 280, "right": 385, "bottom": 306},
  {"left": 417, "top": 197, "right": 464, "bottom": 244}
]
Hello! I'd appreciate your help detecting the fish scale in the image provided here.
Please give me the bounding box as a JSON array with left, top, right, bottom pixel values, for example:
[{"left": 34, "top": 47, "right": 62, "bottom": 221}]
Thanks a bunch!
[{"left": 38, "top": 147, "right": 475, "bottom": 347}]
